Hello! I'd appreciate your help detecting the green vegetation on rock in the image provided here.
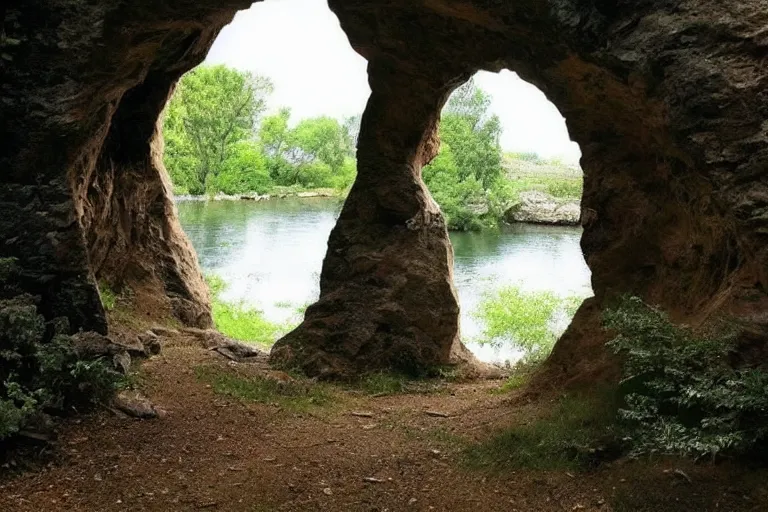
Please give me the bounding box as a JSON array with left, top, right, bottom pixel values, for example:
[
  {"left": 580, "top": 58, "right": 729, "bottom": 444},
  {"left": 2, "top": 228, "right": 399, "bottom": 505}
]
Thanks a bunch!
[
  {"left": 98, "top": 281, "right": 118, "bottom": 312},
  {"left": 605, "top": 296, "right": 768, "bottom": 460},
  {"left": 0, "top": 260, "right": 122, "bottom": 440}
]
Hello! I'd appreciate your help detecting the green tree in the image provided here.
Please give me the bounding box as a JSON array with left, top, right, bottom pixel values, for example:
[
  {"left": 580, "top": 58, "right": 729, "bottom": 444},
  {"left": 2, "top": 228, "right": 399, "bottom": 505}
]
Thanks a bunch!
[
  {"left": 163, "top": 65, "right": 273, "bottom": 194},
  {"left": 211, "top": 140, "right": 272, "bottom": 195},
  {"left": 259, "top": 111, "right": 356, "bottom": 189},
  {"left": 259, "top": 107, "right": 294, "bottom": 185},
  {"left": 423, "top": 78, "right": 505, "bottom": 230},
  {"left": 341, "top": 114, "right": 361, "bottom": 155}
]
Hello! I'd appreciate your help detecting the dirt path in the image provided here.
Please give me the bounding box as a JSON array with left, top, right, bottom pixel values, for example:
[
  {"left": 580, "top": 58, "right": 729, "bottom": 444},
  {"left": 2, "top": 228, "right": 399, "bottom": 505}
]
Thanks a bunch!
[{"left": 1, "top": 335, "right": 766, "bottom": 512}]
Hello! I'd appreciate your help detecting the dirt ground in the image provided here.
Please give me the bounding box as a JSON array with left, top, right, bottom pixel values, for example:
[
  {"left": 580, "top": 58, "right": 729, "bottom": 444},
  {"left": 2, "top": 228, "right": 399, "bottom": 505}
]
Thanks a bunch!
[{"left": 1, "top": 332, "right": 766, "bottom": 512}]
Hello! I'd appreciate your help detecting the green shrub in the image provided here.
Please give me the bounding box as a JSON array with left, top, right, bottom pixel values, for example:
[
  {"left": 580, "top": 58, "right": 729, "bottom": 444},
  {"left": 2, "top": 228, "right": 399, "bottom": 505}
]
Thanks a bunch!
[
  {"left": 604, "top": 296, "right": 768, "bottom": 460},
  {"left": 474, "top": 285, "right": 582, "bottom": 362},
  {"left": 0, "top": 291, "right": 122, "bottom": 440},
  {"left": 98, "top": 281, "right": 118, "bottom": 311},
  {"left": 545, "top": 177, "right": 582, "bottom": 199}
]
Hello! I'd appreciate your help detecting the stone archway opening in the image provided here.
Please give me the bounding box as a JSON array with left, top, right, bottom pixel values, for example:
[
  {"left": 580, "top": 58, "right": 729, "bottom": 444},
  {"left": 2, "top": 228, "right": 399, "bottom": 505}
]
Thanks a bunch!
[
  {"left": 417, "top": 69, "right": 592, "bottom": 368},
  {"left": 161, "top": 0, "right": 370, "bottom": 348}
]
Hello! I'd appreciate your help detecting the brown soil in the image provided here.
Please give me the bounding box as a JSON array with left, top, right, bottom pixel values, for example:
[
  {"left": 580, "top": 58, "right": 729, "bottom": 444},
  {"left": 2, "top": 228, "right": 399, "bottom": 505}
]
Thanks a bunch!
[{"left": 1, "top": 334, "right": 766, "bottom": 512}]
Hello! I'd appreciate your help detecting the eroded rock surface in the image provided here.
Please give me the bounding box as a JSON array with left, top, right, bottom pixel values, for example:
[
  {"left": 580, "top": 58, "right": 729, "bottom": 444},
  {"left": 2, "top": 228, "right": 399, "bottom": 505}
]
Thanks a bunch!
[
  {"left": 322, "top": 0, "right": 768, "bottom": 383},
  {"left": 270, "top": 64, "right": 479, "bottom": 377},
  {"left": 504, "top": 191, "right": 581, "bottom": 226},
  {"left": 1, "top": 0, "right": 250, "bottom": 334}
]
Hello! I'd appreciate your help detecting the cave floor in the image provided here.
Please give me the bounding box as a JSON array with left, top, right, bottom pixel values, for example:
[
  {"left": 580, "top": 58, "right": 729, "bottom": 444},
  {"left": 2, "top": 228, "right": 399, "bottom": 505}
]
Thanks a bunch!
[{"left": 1, "top": 334, "right": 766, "bottom": 512}]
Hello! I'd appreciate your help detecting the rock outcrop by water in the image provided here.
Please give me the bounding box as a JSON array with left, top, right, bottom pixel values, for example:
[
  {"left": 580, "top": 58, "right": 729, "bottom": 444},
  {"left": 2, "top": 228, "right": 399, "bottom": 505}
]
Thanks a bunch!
[
  {"left": 505, "top": 192, "right": 580, "bottom": 226},
  {"left": 2, "top": 0, "right": 767, "bottom": 384}
]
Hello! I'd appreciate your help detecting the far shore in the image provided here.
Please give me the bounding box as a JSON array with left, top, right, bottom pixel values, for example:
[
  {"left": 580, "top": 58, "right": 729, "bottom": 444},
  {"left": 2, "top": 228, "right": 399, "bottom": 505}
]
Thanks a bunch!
[{"left": 173, "top": 188, "right": 344, "bottom": 203}]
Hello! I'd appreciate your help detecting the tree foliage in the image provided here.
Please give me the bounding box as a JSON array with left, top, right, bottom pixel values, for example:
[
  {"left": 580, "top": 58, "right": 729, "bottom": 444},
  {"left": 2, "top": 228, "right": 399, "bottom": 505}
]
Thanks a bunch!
[
  {"left": 164, "top": 65, "right": 273, "bottom": 194},
  {"left": 163, "top": 65, "right": 356, "bottom": 196},
  {"left": 475, "top": 285, "right": 581, "bottom": 362},
  {"left": 423, "top": 78, "right": 506, "bottom": 230}
]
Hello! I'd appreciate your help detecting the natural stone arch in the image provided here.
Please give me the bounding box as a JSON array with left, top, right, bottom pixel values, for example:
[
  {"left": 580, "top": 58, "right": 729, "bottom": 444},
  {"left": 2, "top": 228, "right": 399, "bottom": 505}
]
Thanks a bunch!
[
  {"left": 273, "top": 0, "right": 768, "bottom": 379},
  {"left": 2, "top": 0, "right": 766, "bottom": 383}
]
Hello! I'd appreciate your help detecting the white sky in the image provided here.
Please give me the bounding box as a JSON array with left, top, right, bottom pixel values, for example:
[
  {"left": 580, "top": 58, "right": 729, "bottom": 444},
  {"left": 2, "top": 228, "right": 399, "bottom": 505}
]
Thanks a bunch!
[{"left": 205, "top": 0, "right": 582, "bottom": 163}]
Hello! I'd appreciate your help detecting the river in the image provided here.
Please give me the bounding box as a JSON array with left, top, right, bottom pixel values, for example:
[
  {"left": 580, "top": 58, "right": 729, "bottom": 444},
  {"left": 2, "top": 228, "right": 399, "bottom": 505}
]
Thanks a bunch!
[{"left": 177, "top": 197, "right": 593, "bottom": 364}]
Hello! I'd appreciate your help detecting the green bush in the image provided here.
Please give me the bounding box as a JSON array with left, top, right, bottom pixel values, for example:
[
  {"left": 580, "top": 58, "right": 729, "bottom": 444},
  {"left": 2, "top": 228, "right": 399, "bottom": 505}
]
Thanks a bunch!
[
  {"left": 98, "top": 281, "right": 118, "bottom": 311},
  {"left": 0, "top": 289, "right": 121, "bottom": 440},
  {"left": 604, "top": 296, "right": 768, "bottom": 460},
  {"left": 545, "top": 177, "right": 582, "bottom": 199},
  {"left": 210, "top": 140, "right": 272, "bottom": 195},
  {"left": 475, "top": 285, "right": 582, "bottom": 362}
]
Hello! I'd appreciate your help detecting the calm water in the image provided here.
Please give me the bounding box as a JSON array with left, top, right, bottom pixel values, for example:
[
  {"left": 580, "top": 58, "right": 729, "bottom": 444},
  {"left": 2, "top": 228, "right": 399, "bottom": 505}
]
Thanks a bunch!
[{"left": 177, "top": 198, "right": 592, "bottom": 363}]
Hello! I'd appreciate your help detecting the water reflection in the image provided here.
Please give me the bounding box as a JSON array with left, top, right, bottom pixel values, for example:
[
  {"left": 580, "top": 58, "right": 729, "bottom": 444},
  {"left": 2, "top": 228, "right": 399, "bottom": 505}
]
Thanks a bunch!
[{"left": 177, "top": 198, "right": 592, "bottom": 364}]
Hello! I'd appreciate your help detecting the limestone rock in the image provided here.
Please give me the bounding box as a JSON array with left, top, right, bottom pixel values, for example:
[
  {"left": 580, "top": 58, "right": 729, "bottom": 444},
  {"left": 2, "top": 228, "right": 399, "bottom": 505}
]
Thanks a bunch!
[
  {"left": 150, "top": 326, "right": 180, "bottom": 337},
  {"left": 139, "top": 331, "right": 162, "bottom": 355},
  {"left": 180, "top": 327, "right": 268, "bottom": 361},
  {"left": 504, "top": 191, "right": 581, "bottom": 226},
  {"left": 113, "top": 391, "right": 158, "bottom": 419},
  {"left": 112, "top": 352, "right": 132, "bottom": 375}
]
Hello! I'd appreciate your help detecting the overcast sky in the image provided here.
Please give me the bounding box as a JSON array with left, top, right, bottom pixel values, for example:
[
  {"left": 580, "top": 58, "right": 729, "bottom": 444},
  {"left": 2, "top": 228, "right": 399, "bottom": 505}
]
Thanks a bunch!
[{"left": 205, "top": 0, "right": 582, "bottom": 163}]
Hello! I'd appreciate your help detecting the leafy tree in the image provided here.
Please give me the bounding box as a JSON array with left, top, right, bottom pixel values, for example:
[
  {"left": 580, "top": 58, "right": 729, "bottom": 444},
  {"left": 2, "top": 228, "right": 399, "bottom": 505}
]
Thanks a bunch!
[
  {"left": 423, "top": 78, "right": 505, "bottom": 230},
  {"left": 291, "top": 117, "right": 348, "bottom": 183},
  {"left": 259, "top": 107, "right": 294, "bottom": 184},
  {"left": 441, "top": 78, "right": 503, "bottom": 188},
  {"left": 163, "top": 65, "right": 273, "bottom": 193},
  {"left": 341, "top": 114, "right": 361, "bottom": 154},
  {"left": 211, "top": 140, "right": 272, "bottom": 195},
  {"left": 259, "top": 111, "right": 356, "bottom": 189}
]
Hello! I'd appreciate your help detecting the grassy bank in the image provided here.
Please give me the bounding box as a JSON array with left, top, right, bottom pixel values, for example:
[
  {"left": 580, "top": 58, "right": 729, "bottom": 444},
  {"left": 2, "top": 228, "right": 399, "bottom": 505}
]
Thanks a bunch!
[
  {"left": 205, "top": 274, "right": 294, "bottom": 348},
  {"left": 503, "top": 153, "right": 583, "bottom": 203}
]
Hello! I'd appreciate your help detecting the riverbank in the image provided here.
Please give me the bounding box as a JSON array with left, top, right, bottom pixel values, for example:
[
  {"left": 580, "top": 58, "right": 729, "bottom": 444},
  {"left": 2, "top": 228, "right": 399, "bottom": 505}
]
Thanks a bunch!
[
  {"left": 1, "top": 330, "right": 764, "bottom": 511},
  {"left": 174, "top": 185, "right": 582, "bottom": 227},
  {"left": 174, "top": 187, "right": 343, "bottom": 203}
]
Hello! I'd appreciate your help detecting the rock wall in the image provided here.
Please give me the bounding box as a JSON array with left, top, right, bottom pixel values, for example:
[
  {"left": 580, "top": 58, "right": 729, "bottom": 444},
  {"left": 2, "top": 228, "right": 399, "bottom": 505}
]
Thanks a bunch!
[
  {"left": 2, "top": 0, "right": 766, "bottom": 383},
  {"left": 504, "top": 191, "right": 581, "bottom": 226},
  {"left": 1, "top": 0, "right": 251, "bottom": 332}
]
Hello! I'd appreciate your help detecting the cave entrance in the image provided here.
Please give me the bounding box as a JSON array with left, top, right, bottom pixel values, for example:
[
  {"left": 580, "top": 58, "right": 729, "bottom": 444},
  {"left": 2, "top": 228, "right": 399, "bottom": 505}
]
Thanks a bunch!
[
  {"left": 421, "top": 70, "right": 592, "bottom": 367},
  {"left": 159, "top": 0, "right": 369, "bottom": 348},
  {"left": 4, "top": 0, "right": 756, "bottom": 386}
]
